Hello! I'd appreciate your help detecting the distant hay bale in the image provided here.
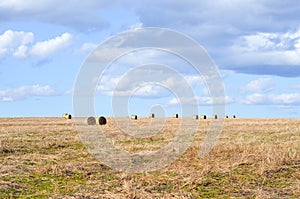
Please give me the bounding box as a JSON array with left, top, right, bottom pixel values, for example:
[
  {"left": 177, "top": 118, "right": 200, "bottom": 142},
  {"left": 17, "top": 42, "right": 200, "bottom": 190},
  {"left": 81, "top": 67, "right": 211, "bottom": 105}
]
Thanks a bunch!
[
  {"left": 200, "top": 115, "right": 207, "bottom": 119},
  {"left": 131, "top": 115, "right": 137, "bottom": 120},
  {"left": 232, "top": 115, "right": 236, "bottom": 119},
  {"left": 225, "top": 115, "right": 229, "bottom": 118},
  {"left": 62, "top": 113, "right": 72, "bottom": 119},
  {"left": 149, "top": 113, "right": 155, "bottom": 118},
  {"left": 193, "top": 115, "right": 199, "bottom": 120},
  {"left": 173, "top": 114, "right": 178, "bottom": 118},
  {"left": 97, "top": 116, "right": 107, "bottom": 125},
  {"left": 85, "top": 116, "right": 96, "bottom": 125},
  {"left": 213, "top": 115, "right": 218, "bottom": 119}
]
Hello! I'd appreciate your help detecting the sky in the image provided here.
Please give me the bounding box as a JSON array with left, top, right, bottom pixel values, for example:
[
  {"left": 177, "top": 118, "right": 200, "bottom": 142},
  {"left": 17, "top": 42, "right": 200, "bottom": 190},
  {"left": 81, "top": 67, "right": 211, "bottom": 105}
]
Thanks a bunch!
[{"left": 1, "top": 0, "right": 300, "bottom": 118}]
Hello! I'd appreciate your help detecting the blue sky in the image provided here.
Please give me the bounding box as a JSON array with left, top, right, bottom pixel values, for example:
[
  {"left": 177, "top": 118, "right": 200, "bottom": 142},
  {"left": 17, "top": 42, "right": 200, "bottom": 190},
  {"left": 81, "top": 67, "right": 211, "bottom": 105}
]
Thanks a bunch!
[{"left": 1, "top": 0, "right": 300, "bottom": 118}]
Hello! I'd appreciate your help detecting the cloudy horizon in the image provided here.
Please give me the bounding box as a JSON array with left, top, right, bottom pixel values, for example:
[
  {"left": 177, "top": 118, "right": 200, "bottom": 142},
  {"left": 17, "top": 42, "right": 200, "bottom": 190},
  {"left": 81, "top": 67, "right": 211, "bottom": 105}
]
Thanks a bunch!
[{"left": 1, "top": 1, "right": 300, "bottom": 118}]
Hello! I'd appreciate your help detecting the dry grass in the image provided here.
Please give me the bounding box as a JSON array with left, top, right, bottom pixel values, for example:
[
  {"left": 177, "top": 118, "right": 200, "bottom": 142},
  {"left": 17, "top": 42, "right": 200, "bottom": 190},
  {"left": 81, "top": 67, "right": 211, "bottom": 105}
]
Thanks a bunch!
[{"left": 0, "top": 117, "right": 299, "bottom": 198}]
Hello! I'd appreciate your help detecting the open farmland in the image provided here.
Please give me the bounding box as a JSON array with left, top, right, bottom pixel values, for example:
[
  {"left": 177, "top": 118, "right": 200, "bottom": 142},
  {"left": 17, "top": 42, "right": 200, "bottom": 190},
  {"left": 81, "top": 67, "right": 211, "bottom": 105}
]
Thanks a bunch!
[{"left": 0, "top": 118, "right": 300, "bottom": 198}]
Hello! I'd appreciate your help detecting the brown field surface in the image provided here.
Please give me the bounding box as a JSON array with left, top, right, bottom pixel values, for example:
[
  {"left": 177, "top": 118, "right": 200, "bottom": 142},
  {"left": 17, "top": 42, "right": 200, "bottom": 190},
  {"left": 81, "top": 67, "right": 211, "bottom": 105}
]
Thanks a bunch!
[{"left": 0, "top": 117, "right": 299, "bottom": 198}]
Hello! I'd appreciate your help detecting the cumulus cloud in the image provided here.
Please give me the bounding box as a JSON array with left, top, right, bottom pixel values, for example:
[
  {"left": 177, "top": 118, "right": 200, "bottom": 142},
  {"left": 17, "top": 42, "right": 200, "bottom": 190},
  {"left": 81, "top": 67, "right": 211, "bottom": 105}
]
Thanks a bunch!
[
  {"left": 13, "top": 45, "right": 29, "bottom": 58},
  {"left": 3, "top": 1, "right": 300, "bottom": 77},
  {"left": 0, "top": 85, "right": 58, "bottom": 102},
  {"left": 242, "top": 93, "right": 300, "bottom": 105},
  {"left": 230, "top": 29, "right": 300, "bottom": 66},
  {"left": 131, "top": 0, "right": 300, "bottom": 76},
  {"left": 0, "top": 29, "right": 34, "bottom": 58},
  {"left": 29, "top": 33, "right": 72, "bottom": 57},
  {"left": 241, "top": 78, "right": 274, "bottom": 93},
  {"left": 0, "top": 30, "right": 72, "bottom": 59},
  {"left": 222, "top": 28, "right": 300, "bottom": 77}
]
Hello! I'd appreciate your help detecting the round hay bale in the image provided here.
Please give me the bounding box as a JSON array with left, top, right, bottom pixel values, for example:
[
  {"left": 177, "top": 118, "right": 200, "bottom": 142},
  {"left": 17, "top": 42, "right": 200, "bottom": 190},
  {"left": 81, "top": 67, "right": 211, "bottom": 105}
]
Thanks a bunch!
[
  {"left": 97, "top": 116, "right": 107, "bottom": 125},
  {"left": 225, "top": 115, "right": 229, "bottom": 118},
  {"left": 131, "top": 115, "right": 137, "bottom": 120},
  {"left": 213, "top": 115, "right": 218, "bottom": 119},
  {"left": 200, "top": 115, "right": 207, "bottom": 119},
  {"left": 173, "top": 114, "right": 178, "bottom": 118},
  {"left": 149, "top": 113, "right": 155, "bottom": 118},
  {"left": 232, "top": 115, "right": 236, "bottom": 119},
  {"left": 62, "top": 113, "right": 72, "bottom": 119},
  {"left": 85, "top": 116, "right": 96, "bottom": 125},
  {"left": 193, "top": 115, "right": 199, "bottom": 120}
]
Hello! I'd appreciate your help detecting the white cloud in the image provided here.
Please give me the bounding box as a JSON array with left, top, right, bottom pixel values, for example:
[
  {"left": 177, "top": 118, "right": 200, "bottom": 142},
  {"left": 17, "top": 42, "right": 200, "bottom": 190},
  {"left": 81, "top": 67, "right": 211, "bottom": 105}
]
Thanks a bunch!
[
  {"left": 127, "top": 22, "right": 143, "bottom": 30},
  {"left": 238, "top": 33, "right": 279, "bottom": 51},
  {"left": 77, "top": 42, "right": 98, "bottom": 54},
  {"left": 97, "top": 77, "right": 169, "bottom": 98},
  {"left": 2, "top": 97, "right": 13, "bottom": 102},
  {"left": 241, "top": 78, "right": 274, "bottom": 93},
  {"left": 274, "top": 94, "right": 300, "bottom": 104},
  {"left": 131, "top": 0, "right": 300, "bottom": 76},
  {"left": 30, "top": 33, "right": 72, "bottom": 57},
  {"left": 13, "top": 45, "right": 28, "bottom": 58},
  {"left": 2, "top": 1, "right": 300, "bottom": 76},
  {"left": 167, "top": 97, "right": 197, "bottom": 106},
  {"left": 167, "top": 96, "right": 234, "bottom": 106},
  {"left": 96, "top": 69, "right": 207, "bottom": 99},
  {"left": 0, "top": 29, "right": 34, "bottom": 58},
  {"left": 107, "top": 84, "right": 165, "bottom": 98},
  {"left": 0, "top": 30, "right": 73, "bottom": 59},
  {"left": 184, "top": 75, "right": 205, "bottom": 86},
  {"left": 0, "top": 85, "right": 58, "bottom": 102},
  {"left": 230, "top": 29, "right": 300, "bottom": 66},
  {"left": 133, "top": 85, "right": 160, "bottom": 97},
  {"left": 242, "top": 93, "right": 300, "bottom": 105}
]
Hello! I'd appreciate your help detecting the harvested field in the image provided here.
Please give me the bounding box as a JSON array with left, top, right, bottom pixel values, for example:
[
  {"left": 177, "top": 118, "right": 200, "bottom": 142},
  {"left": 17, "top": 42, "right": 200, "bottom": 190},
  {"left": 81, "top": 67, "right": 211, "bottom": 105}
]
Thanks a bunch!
[{"left": 0, "top": 118, "right": 299, "bottom": 198}]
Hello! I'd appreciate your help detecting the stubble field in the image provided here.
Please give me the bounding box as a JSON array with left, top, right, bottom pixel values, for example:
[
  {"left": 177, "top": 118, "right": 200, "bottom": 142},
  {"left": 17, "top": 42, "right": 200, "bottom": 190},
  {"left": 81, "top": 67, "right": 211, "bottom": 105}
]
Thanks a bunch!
[{"left": 0, "top": 117, "right": 299, "bottom": 198}]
